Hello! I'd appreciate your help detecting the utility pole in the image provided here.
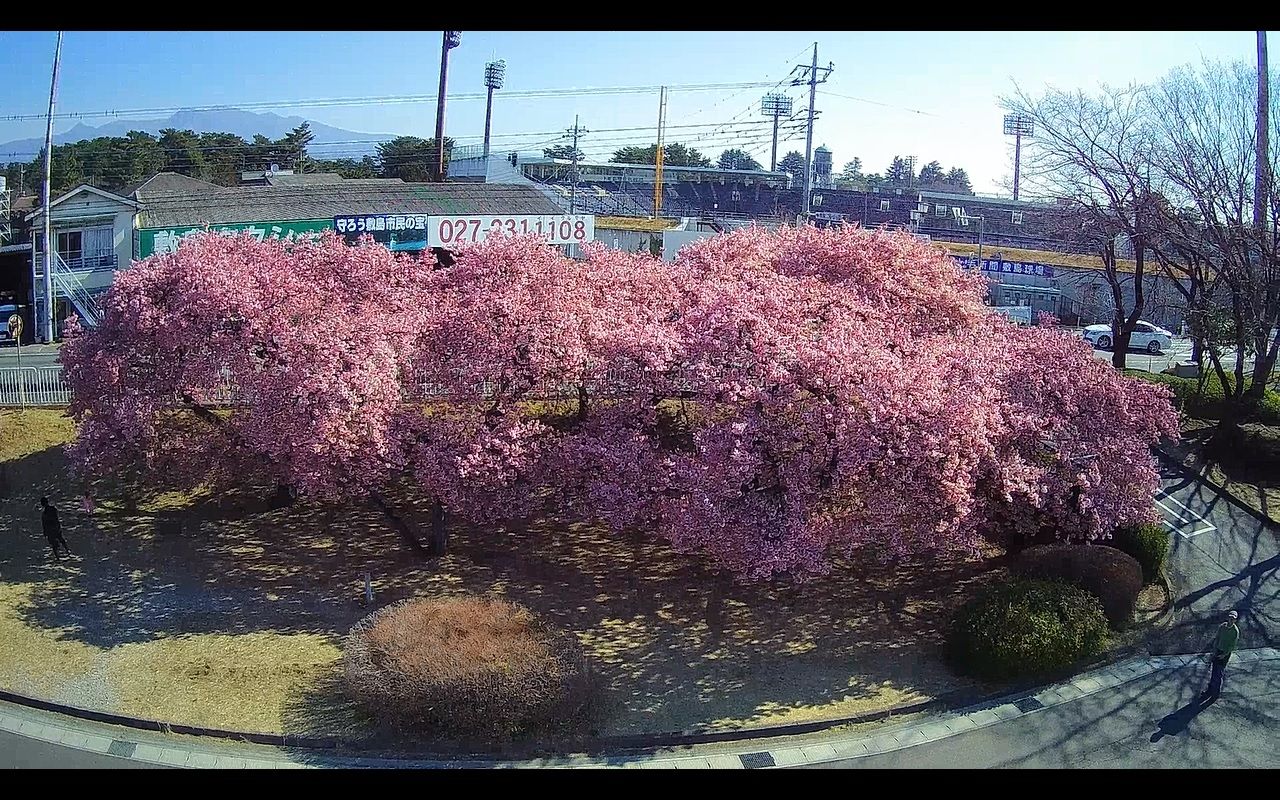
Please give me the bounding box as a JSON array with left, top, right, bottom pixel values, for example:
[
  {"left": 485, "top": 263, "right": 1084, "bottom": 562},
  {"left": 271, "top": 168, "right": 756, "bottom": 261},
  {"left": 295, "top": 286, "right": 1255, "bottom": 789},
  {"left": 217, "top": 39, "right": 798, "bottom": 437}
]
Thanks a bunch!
[
  {"left": 40, "top": 31, "right": 63, "bottom": 344},
  {"left": 482, "top": 60, "right": 506, "bottom": 164},
  {"left": 433, "top": 31, "right": 462, "bottom": 182},
  {"left": 567, "top": 115, "right": 587, "bottom": 214},
  {"left": 1256, "top": 30, "right": 1270, "bottom": 234},
  {"left": 654, "top": 86, "right": 668, "bottom": 218},
  {"left": 790, "top": 43, "right": 833, "bottom": 219}
]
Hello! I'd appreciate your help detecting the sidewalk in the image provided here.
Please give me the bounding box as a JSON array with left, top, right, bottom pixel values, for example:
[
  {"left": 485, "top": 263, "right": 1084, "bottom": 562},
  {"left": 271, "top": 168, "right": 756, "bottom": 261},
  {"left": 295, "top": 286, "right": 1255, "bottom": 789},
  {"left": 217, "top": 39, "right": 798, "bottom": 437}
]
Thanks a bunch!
[{"left": 2, "top": 648, "right": 1276, "bottom": 768}]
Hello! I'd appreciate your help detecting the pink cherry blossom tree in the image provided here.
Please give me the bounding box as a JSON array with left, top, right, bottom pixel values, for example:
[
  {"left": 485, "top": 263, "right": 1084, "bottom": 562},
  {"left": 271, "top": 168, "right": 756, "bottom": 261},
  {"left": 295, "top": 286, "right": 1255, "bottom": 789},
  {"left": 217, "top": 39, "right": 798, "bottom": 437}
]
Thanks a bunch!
[{"left": 61, "top": 225, "right": 1179, "bottom": 579}]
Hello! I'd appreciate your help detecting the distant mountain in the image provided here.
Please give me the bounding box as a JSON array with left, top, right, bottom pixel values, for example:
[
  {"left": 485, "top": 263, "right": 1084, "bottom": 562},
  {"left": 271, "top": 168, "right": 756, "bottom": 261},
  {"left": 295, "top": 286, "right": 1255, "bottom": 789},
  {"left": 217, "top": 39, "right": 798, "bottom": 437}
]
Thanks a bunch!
[{"left": 0, "top": 109, "right": 398, "bottom": 161}]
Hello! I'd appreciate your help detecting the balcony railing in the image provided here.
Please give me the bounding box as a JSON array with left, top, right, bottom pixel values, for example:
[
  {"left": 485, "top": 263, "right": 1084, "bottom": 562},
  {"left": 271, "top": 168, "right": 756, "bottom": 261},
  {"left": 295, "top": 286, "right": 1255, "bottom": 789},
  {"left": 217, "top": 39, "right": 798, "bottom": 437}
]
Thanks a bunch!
[
  {"left": 33, "top": 252, "right": 119, "bottom": 276},
  {"left": 60, "top": 253, "right": 118, "bottom": 272}
]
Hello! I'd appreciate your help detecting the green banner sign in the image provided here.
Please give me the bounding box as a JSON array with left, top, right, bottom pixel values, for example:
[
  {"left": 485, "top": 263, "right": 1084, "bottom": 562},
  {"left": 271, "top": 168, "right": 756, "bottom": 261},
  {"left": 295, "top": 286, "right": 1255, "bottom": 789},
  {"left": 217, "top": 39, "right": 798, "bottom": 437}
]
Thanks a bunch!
[{"left": 137, "top": 220, "right": 331, "bottom": 259}]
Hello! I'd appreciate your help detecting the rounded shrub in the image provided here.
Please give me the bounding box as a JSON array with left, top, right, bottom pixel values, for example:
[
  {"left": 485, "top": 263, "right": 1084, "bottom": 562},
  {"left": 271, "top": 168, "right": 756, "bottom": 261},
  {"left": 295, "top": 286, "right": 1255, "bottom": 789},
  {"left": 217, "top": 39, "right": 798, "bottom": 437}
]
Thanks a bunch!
[
  {"left": 343, "top": 596, "right": 593, "bottom": 740},
  {"left": 947, "top": 578, "right": 1109, "bottom": 682},
  {"left": 1109, "top": 523, "right": 1170, "bottom": 584},
  {"left": 1013, "top": 543, "right": 1143, "bottom": 629}
]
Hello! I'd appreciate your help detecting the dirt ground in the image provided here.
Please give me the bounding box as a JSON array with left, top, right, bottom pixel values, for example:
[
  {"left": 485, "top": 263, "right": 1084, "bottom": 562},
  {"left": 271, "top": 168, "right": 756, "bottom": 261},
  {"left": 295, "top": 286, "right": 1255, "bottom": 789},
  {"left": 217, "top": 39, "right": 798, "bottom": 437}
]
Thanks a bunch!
[{"left": 0, "top": 408, "right": 1001, "bottom": 743}]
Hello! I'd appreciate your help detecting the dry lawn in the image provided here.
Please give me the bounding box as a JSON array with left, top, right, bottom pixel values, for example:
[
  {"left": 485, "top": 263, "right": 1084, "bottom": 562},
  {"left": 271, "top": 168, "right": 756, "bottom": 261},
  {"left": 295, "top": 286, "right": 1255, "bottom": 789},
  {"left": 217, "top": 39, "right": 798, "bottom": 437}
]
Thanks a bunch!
[{"left": 0, "top": 408, "right": 1000, "bottom": 742}]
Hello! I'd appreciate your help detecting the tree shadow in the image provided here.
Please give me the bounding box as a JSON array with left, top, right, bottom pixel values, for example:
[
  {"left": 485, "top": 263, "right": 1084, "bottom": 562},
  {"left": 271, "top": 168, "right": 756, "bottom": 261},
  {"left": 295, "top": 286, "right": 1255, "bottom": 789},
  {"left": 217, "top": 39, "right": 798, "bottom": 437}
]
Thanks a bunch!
[{"left": 2, "top": 441, "right": 1004, "bottom": 745}]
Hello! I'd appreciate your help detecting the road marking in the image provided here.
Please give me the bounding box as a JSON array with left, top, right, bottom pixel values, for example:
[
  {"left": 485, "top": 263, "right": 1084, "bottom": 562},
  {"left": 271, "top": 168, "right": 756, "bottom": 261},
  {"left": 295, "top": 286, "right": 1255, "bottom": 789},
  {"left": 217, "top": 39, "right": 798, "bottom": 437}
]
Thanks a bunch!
[{"left": 1153, "top": 491, "right": 1218, "bottom": 539}]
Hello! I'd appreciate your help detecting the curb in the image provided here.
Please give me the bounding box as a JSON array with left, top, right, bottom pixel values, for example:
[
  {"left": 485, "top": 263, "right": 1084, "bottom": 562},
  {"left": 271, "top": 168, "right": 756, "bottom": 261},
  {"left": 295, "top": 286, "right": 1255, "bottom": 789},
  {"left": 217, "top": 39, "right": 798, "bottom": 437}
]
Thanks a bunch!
[
  {"left": 0, "top": 682, "right": 979, "bottom": 759},
  {"left": 4, "top": 648, "right": 1278, "bottom": 768}
]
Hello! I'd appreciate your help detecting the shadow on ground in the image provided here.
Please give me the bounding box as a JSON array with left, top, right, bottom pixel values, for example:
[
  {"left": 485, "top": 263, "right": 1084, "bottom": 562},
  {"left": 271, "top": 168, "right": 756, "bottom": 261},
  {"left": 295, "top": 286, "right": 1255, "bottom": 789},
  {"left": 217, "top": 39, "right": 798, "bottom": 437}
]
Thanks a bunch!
[{"left": 1, "top": 437, "right": 1001, "bottom": 743}]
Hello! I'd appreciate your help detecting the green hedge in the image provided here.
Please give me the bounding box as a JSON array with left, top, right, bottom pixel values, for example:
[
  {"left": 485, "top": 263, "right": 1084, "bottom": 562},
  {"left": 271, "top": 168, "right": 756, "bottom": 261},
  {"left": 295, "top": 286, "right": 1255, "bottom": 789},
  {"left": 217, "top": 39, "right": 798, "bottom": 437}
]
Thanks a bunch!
[
  {"left": 1014, "top": 544, "right": 1144, "bottom": 629},
  {"left": 1125, "top": 370, "right": 1280, "bottom": 425},
  {"left": 947, "top": 578, "right": 1110, "bottom": 682},
  {"left": 1109, "top": 523, "right": 1170, "bottom": 584}
]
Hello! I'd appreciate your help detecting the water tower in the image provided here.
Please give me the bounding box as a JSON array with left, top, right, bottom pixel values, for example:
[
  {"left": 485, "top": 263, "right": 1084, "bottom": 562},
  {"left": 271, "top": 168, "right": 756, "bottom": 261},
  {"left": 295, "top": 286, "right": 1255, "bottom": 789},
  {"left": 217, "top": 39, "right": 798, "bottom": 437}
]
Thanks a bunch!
[{"left": 814, "top": 145, "right": 833, "bottom": 188}]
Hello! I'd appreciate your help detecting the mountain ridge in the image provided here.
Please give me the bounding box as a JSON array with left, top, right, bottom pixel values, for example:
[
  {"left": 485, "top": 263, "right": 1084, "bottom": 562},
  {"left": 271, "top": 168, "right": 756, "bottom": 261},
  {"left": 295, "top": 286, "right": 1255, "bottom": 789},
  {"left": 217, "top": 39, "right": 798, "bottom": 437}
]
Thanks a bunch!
[{"left": 0, "top": 108, "right": 399, "bottom": 161}]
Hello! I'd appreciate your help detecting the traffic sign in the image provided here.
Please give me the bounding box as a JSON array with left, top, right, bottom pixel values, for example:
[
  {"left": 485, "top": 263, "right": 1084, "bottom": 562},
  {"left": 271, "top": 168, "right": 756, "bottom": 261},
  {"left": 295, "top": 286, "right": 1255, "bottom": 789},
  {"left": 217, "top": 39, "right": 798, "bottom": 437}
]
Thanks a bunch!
[{"left": 6, "top": 313, "right": 20, "bottom": 339}]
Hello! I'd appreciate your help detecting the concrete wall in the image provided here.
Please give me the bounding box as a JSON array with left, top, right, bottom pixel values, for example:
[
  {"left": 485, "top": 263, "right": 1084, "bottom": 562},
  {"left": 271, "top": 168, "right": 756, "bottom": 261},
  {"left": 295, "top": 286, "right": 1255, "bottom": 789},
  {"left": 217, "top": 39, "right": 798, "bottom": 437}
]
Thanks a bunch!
[{"left": 661, "top": 229, "right": 719, "bottom": 262}]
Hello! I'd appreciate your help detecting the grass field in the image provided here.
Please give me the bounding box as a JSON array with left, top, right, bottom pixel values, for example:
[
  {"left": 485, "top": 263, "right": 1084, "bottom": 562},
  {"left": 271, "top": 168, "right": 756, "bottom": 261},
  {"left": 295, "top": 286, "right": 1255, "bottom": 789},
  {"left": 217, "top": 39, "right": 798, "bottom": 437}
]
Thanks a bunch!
[{"left": 0, "top": 408, "right": 1000, "bottom": 743}]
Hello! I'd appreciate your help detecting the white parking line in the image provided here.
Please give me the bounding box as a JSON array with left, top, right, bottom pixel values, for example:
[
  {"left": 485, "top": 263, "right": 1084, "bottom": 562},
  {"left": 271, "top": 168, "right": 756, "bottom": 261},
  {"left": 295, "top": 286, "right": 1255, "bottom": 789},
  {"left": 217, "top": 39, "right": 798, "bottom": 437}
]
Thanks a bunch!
[{"left": 1154, "top": 492, "right": 1218, "bottom": 539}]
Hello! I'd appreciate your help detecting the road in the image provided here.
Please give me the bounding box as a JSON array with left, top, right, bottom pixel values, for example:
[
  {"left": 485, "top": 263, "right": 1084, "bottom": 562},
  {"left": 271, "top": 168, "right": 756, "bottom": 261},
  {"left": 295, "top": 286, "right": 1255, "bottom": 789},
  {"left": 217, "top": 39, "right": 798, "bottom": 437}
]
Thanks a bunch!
[
  {"left": 1089, "top": 339, "right": 1194, "bottom": 374},
  {"left": 0, "top": 729, "right": 163, "bottom": 769},
  {"left": 0, "top": 343, "right": 61, "bottom": 369},
  {"left": 0, "top": 339, "right": 1205, "bottom": 376}
]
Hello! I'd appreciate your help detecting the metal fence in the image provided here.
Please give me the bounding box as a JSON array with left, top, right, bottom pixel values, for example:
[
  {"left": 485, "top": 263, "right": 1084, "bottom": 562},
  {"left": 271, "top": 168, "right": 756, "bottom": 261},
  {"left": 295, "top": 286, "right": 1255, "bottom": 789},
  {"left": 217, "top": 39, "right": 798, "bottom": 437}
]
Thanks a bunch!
[{"left": 0, "top": 366, "right": 72, "bottom": 406}]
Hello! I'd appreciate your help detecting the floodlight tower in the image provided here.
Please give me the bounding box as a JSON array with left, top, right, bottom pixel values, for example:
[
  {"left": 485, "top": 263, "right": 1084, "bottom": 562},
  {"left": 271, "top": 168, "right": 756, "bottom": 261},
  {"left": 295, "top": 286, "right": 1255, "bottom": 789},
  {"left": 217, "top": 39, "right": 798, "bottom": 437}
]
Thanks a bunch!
[
  {"left": 1003, "top": 113, "right": 1035, "bottom": 200},
  {"left": 482, "top": 60, "right": 506, "bottom": 162},
  {"left": 760, "top": 92, "right": 794, "bottom": 172},
  {"left": 433, "top": 30, "right": 463, "bottom": 182}
]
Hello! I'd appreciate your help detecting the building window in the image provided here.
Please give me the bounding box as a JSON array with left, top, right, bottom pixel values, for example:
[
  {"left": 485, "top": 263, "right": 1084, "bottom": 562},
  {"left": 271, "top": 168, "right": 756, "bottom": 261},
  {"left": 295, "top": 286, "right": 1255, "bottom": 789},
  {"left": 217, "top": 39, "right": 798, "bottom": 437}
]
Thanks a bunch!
[
  {"left": 57, "top": 231, "right": 82, "bottom": 263},
  {"left": 1012, "top": 210, "right": 1024, "bottom": 225},
  {"left": 936, "top": 204, "right": 948, "bottom": 217},
  {"left": 813, "top": 194, "right": 823, "bottom": 207},
  {"left": 879, "top": 199, "right": 891, "bottom": 212}
]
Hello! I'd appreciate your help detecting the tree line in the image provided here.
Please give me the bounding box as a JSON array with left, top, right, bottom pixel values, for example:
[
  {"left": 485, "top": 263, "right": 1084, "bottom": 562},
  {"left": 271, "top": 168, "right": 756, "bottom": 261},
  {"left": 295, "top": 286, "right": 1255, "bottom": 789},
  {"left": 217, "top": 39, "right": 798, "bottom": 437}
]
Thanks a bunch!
[{"left": 1, "top": 122, "right": 457, "bottom": 197}]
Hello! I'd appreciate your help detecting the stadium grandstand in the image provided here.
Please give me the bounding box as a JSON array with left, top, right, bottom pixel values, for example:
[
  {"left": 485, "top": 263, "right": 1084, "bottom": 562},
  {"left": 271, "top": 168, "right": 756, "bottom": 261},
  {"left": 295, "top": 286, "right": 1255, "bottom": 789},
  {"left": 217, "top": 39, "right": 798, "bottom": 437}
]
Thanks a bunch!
[{"left": 449, "top": 146, "right": 1078, "bottom": 252}]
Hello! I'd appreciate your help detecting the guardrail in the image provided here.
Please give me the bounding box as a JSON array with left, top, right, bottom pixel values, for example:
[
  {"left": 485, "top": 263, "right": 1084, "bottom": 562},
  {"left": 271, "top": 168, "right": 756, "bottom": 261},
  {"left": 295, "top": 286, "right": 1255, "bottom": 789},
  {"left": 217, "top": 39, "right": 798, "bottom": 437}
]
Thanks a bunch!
[{"left": 0, "top": 366, "right": 71, "bottom": 406}]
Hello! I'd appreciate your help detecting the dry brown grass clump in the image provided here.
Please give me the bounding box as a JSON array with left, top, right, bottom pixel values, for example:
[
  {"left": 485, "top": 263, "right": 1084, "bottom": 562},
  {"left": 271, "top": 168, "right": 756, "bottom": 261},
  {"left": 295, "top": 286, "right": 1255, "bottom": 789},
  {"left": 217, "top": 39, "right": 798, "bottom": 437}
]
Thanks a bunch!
[{"left": 343, "top": 596, "right": 594, "bottom": 740}]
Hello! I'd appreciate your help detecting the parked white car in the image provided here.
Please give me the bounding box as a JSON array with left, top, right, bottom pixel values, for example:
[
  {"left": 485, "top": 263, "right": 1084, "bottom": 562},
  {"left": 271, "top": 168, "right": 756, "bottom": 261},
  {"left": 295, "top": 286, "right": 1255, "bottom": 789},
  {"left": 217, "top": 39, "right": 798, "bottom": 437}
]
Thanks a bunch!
[{"left": 1082, "top": 321, "right": 1173, "bottom": 354}]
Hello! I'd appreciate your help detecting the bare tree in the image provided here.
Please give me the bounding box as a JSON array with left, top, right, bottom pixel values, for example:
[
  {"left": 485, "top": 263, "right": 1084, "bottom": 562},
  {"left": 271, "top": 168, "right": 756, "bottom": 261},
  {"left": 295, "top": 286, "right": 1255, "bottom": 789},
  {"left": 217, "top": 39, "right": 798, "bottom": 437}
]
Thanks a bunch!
[
  {"left": 1148, "top": 60, "right": 1280, "bottom": 421},
  {"left": 1003, "top": 84, "right": 1160, "bottom": 368}
]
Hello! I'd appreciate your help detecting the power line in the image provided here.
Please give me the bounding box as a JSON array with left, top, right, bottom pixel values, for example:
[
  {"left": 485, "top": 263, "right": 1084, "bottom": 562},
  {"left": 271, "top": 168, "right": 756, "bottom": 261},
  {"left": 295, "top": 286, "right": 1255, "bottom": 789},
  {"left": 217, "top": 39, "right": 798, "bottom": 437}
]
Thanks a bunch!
[
  {"left": 0, "top": 119, "right": 787, "bottom": 161},
  {"left": 0, "top": 81, "right": 782, "bottom": 123},
  {"left": 815, "top": 89, "right": 942, "bottom": 118}
]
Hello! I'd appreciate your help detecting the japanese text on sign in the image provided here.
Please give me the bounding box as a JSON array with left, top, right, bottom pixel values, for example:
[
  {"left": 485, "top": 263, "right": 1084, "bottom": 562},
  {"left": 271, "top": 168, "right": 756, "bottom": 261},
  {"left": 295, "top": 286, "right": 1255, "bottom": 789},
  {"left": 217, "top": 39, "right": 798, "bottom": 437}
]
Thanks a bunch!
[
  {"left": 951, "top": 255, "right": 1056, "bottom": 279},
  {"left": 139, "top": 220, "right": 330, "bottom": 259},
  {"left": 333, "top": 214, "right": 596, "bottom": 248}
]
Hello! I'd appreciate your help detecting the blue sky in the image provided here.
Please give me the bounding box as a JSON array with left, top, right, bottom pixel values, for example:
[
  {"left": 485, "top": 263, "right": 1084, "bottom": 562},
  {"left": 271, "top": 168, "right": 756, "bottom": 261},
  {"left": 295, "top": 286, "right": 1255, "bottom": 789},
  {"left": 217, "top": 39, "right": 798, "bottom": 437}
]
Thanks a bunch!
[{"left": 0, "top": 30, "right": 1264, "bottom": 193}]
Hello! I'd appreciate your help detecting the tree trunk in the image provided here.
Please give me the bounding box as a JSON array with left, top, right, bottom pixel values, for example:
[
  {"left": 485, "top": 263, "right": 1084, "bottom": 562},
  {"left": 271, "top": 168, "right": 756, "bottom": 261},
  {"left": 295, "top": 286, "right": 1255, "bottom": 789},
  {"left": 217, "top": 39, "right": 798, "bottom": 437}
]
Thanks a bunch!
[
  {"left": 1111, "top": 324, "right": 1131, "bottom": 369},
  {"left": 1245, "top": 327, "right": 1279, "bottom": 401},
  {"left": 269, "top": 482, "right": 295, "bottom": 509},
  {"left": 428, "top": 500, "right": 449, "bottom": 557},
  {"left": 368, "top": 492, "right": 433, "bottom": 559},
  {"left": 704, "top": 568, "right": 730, "bottom": 641}
]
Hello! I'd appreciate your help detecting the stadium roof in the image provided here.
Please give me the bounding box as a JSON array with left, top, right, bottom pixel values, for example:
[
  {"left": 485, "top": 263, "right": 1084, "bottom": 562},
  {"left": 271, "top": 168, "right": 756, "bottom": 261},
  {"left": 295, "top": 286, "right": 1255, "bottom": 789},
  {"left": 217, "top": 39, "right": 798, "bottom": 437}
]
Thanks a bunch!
[
  {"left": 135, "top": 180, "right": 563, "bottom": 228},
  {"left": 528, "top": 157, "right": 789, "bottom": 180}
]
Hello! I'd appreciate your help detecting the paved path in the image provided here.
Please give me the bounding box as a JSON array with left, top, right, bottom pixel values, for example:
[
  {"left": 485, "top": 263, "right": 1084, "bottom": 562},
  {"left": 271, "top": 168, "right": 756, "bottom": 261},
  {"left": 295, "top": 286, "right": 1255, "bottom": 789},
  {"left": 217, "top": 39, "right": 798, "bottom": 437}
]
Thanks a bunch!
[{"left": 811, "top": 654, "right": 1280, "bottom": 768}]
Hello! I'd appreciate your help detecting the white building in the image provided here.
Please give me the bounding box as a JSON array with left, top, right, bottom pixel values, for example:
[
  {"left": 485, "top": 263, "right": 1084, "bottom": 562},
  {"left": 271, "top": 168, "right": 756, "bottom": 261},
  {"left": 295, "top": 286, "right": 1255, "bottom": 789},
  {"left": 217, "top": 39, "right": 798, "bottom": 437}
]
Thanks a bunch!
[{"left": 22, "top": 184, "right": 142, "bottom": 337}]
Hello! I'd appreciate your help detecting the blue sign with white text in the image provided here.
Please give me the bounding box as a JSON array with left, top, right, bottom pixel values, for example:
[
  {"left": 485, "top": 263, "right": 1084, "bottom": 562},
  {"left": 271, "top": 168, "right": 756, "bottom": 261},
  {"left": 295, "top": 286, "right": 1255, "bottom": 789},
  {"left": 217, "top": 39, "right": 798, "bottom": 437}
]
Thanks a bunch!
[
  {"left": 334, "top": 214, "right": 430, "bottom": 252},
  {"left": 951, "top": 255, "right": 1055, "bottom": 279}
]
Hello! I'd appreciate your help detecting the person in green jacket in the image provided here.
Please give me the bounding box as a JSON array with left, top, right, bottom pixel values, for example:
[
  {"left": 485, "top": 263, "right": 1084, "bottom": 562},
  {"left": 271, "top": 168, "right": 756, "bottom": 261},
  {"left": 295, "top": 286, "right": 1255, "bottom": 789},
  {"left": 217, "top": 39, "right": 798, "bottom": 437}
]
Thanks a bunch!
[{"left": 1203, "top": 610, "right": 1240, "bottom": 700}]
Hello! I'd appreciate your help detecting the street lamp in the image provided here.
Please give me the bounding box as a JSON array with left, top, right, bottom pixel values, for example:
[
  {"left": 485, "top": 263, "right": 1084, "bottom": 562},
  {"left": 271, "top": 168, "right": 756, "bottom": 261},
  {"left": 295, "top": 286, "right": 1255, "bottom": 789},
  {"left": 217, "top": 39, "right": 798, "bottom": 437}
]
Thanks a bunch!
[{"left": 1003, "top": 113, "right": 1035, "bottom": 201}]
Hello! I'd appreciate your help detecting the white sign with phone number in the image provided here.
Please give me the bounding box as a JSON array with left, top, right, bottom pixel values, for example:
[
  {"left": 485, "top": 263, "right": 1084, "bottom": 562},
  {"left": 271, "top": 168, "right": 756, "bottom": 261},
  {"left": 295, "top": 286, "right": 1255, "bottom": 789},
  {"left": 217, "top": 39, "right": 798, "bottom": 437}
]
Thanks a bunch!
[{"left": 428, "top": 215, "right": 594, "bottom": 247}]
